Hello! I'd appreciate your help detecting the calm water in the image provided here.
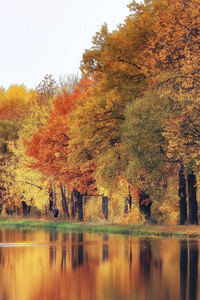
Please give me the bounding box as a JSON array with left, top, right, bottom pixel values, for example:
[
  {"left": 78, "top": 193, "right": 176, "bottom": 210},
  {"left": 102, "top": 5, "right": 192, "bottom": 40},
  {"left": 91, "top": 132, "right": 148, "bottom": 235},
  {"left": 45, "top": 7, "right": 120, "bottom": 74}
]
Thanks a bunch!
[{"left": 0, "top": 229, "right": 199, "bottom": 300}]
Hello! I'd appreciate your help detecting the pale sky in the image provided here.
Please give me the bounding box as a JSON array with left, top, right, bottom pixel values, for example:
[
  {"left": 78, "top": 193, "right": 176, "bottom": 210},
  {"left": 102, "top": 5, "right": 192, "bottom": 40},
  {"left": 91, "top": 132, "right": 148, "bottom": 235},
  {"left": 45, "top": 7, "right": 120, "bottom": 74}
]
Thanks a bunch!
[{"left": 0, "top": 0, "right": 132, "bottom": 90}]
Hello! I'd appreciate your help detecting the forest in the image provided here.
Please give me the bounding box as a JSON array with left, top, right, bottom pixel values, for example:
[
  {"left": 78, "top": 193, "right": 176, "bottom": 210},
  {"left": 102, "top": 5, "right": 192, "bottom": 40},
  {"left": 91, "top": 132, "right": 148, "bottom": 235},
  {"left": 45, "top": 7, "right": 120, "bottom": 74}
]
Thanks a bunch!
[{"left": 0, "top": 0, "right": 200, "bottom": 225}]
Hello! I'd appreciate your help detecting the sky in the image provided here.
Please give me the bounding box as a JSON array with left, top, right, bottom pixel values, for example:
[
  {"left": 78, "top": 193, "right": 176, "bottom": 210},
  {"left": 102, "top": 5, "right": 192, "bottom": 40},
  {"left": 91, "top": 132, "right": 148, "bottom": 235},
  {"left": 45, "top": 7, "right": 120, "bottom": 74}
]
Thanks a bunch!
[{"left": 0, "top": 0, "right": 132, "bottom": 90}]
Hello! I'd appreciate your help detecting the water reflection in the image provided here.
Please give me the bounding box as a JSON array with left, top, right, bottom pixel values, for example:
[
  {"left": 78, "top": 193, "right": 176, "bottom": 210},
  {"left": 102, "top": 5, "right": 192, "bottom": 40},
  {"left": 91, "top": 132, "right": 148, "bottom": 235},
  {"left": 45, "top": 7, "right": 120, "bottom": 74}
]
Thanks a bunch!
[
  {"left": 102, "top": 235, "right": 109, "bottom": 262},
  {"left": 189, "top": 240, "right": 198, "bottom": 300},
  {"left": 71, "top": 232, "right": 84, "bottom": 268},
  {"left": 0, "top": 229, "right": 200, "bottom": 300}
]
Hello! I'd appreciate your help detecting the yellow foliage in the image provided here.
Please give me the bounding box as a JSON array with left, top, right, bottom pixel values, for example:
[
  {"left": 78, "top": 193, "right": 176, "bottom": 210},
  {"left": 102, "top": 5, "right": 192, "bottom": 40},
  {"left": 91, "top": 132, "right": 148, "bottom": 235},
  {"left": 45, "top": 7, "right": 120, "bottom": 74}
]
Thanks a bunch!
[
  {"left": 84, "top": 196, "right": 104, "bottom": 222},
  {"left": 123, "top": 207, "right": 146, "bottom": 225},
  {"left": 0, "top": 88, "right": 5, "bottom": 101},
  {"left": 3, "top": 138, "right": 50, "bottom": 211},
  {"left": 20, "top": 104, "right": 51, "bottom": 140},
  {"left": 157, "top": 203, "right": 179, "bottom": 225},
  {"left": 152, "top": 175, "right": 180, "bottom": 225},
  {"left": 5, "top": 84, "right": 30, "bottom": 104}
]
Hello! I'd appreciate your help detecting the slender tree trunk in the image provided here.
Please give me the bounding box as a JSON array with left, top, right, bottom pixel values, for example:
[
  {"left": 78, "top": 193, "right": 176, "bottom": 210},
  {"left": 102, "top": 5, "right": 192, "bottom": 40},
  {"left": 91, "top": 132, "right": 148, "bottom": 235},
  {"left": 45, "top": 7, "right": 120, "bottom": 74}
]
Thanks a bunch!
[
  {"left": 188, "top": 172, "right": 198, "bottom": 224},
  {"left": 71, "top": 190, "right": 75, "bottom": 219},
  {"left": 179, "top": 163, "right": 187, "bottom": 224},
  {"left": 102, "top": 194, "right": 108, "bottom": 220},
  {"left": 74, "top": 190, "right": 83, "bottom": 222},
  {"left": 124, "top": 193, "right": 132, "bottom": 214},
  {"left": 124, "top": 200, "right": 128, "bottom": 214},
  {"left": 45, "top": 204, "right": 48, "bottom": 217},
  {"left": 49, "top": 188, "right": 54, "bottom": 211},
  {"left": 60, "top": 184, "right": 70, "bottom": 218},
  {"left": 128, "top": 193, "right": 132, "bottom": 210},
  {"left": 0, "top": 193, "right": 4, "bottom": 214},
  {"left": 53, "top": 189, "right": 57, "bottom": 208}
]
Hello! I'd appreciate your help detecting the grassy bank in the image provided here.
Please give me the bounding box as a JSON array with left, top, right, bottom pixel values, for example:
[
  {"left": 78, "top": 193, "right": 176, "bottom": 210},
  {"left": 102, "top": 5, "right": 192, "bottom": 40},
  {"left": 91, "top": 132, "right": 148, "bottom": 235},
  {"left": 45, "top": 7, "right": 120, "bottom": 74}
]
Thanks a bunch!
[{"left": 0, "top": 217, "right": 200, "bottom": 238}]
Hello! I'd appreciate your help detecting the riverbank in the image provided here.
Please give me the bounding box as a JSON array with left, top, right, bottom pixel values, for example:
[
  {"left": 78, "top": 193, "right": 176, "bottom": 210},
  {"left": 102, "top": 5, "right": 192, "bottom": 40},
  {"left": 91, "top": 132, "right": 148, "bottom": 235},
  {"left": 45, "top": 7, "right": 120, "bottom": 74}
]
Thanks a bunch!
[{"left": 0, "top": 218, "right": 200, "bottom": 238}]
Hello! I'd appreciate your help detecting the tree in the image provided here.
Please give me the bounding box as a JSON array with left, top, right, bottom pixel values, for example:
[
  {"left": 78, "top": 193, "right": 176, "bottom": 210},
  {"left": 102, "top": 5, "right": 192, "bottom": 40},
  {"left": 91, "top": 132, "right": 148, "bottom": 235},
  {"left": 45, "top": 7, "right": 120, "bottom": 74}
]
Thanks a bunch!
[
  {"left": 128, "top": 0, "right": 200, "bottom": 223},
  {"left": 0, "top": 76, "right": 61, "bottom": 215},
  {"left": 80, "top": 8, "right": 152, "bottom": 97},
  {"left": 143, "top": 0, "right": 200, "bottom": 92},
  {"left": 58, "top": 73, "right": 80, "bottom": 95},
  {"left": 0, "top": 84, "right": 31, "bottom": 121},
  {"left": 25, "top": 78, "right": 96, "bottom": 221},
  {"left": 68, "top": 87, "right": 127, "bottom": 191},
  {"left": 0, "top": 120, "right": 19, "bottom": 213},
  {"left": 121, "top": 88, "right": 179, "bottom": 219},
  {"left": 35, "top": 74, "right": 58, "bottom": 107},
  {"left": 162, "top": 91, "right": 200, "bottom": 224},
  {"left": 188, "top": 171, "right": 198, "bottom": 224},
  {"left": 179, "top": 163, "right": 187, "bottom": 225}
]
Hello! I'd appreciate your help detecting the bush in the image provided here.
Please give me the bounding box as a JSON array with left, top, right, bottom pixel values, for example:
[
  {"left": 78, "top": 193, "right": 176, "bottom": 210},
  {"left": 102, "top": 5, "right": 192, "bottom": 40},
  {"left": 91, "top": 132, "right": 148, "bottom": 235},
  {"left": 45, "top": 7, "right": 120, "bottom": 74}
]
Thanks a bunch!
[{"left": 123, "top": 207, "right": 146, "bottom": 225}]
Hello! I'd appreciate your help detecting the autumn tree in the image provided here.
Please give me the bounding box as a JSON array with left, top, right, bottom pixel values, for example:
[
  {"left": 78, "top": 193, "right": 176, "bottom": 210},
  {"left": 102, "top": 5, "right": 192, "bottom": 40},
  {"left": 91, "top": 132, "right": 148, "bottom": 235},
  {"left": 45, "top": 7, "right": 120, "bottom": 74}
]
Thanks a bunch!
[
  {"left": 0, "top": 76, "right": 59, "bottom": 216},
  {"left": 68, "top": 87, "right": 127, "bottom": 191},
  {"left": 143, "top": 0, "right": 200, "bottom": 91},
  {"left": 77, "top": 0, "right": 200, "bottom": 223},
  {"left": 0, "top": 120, "right": 18, "bottom": 213},
  {"left": 35, "top": 74, "right": 58, "bottom": 107},
  {"left": 74, "top": 1, "right": 166, "bottom": 219},
  {"left": 25, "top": 78, "right": 96, "bottom": 221},
  {"left": 162, "top": 91, "right": 200, "bottom": 224},
  {"left": 0, "top": 84, "right": 31, "bottom": 121}
]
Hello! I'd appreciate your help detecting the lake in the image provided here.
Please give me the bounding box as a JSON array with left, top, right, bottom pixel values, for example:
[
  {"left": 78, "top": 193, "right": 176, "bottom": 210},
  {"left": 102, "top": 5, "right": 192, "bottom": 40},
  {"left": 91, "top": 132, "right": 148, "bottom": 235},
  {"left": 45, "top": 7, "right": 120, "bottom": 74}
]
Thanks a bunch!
[{"left": 0, "top": 228, "right": 199, "bottom": 300}]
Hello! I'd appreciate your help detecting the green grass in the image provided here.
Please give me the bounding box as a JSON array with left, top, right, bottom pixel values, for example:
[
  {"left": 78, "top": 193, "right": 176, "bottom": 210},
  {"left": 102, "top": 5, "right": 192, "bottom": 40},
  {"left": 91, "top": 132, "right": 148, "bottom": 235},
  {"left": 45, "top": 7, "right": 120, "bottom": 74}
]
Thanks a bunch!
[{"left": 0, "top": 217, "right": 200, "bottom": 238}]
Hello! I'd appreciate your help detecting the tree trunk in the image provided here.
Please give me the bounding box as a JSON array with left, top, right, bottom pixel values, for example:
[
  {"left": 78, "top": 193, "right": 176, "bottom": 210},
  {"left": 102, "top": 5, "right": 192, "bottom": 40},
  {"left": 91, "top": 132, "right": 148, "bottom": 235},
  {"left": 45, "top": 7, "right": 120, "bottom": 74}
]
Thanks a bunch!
[
  {"left": 0, "top": 191, "right": 4, "bottom": 214},
  {"left": 179, "top": 163, "right": 187, "bottom": 224},
  {"left": 21, "top": 201, "right": 31, "bottom": 216},
  {"left": 71, "top": 190, "right": 75, "bottom": 219},
  {"left": 124, "top": 193, "right": 132, "bottom": 214},
  {"left": 53, "top": 189, "right": 57, "bottom": 208},
  {"left": 49, "top": 188, "right": 54, "bottom": 211},
  {"left": 102, "top": 194, "right": 108, "bottom": 220},
  {"left": 138, "top": 190, "right": 152, "bottom": 220},
  {"left": 74, "top": 190, "right": 83, "bottom": 222},
  {"left": 60, "top": 185, "right": 70, "bottom": 218},
  {"left": 188, "top": 172, "right": 198, "bottom": 224},
  {"left": 44, "top": 205, "right": 48, "bottom": 217}
]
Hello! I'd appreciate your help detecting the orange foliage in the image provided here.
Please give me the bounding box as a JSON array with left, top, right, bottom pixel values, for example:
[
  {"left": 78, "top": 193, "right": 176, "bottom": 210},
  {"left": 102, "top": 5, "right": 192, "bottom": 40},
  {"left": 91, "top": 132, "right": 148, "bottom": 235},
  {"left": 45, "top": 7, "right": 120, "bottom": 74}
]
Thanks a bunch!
[
  {"left": 143, "top": 0, "right": 200, "bottom": 90},
  {"left": 25, "top": 78, "right": 97, "bottom": 194},
  {"left": 0, "top": 96, "right": 30, "bottom": 121}
]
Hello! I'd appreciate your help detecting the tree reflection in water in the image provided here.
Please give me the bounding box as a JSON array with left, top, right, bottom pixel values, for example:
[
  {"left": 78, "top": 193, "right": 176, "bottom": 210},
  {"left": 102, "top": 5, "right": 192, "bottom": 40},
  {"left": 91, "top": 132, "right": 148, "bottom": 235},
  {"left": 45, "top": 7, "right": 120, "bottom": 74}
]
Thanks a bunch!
[
  {"left": 189, "top": 240, "right": 198, "bottom": 300},
  {"left": 0, "top": 229, "right": 199, "bottom": 300},
  {"left": 71, "top": 232, "right": 84, "bottom": 268},
  {"left": 102, "top": 235, "right": 109, "bottom": 262},
  {"left": 180, "top": 239, "right": 199, "bottom": 300},
  {"left": 61, "top": 233, "right": 68, "bottom": 270},
  {"left": 49, "top": 230, "right": 58, "bottom": 265},
  {"left": 180, "top": 240, "right": 188, "bottom": 300}
]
